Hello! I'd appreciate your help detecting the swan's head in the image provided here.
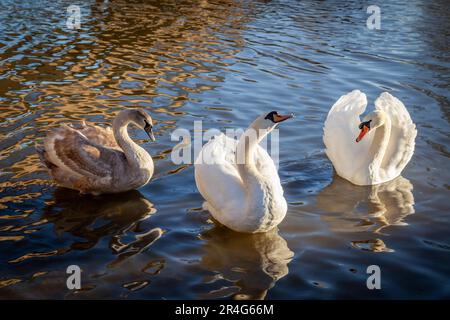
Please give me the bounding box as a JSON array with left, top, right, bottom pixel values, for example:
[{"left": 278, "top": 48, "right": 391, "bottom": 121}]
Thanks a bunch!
[
  {"left": 356, "top": 110, "right": 386, "bottom": 142},
  {"left": 251, "top": 111, "right": 294, "bottom": 132},
  {"left": 125, "top": 108, "right": 156, "bottom": 141}
]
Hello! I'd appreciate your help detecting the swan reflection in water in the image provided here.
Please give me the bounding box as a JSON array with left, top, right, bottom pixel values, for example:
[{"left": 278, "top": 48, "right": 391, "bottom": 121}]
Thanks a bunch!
[
  {"left": 317, "top": 175, "right": 415, "bottom": 234},
  {"left": 199, "top": 226, "right": 293, "bottom": 300},
  {"left": 42, "top": 189, "right": 161, "bottom": 258}
]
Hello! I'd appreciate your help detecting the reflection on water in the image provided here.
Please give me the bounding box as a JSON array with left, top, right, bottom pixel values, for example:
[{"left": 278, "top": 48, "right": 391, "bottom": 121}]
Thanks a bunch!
[
  {"left": 317, "top": 176, "right": 415, "bottom": 234},
  {"left": 199, "top": 226, "right": 293, "bottom": 300},
  {"left": 5, "top": 189, "right": 159, "bottom": 265},
  {"left": 43, "top": 189, "right": 158, "bottom": 254},
  {"left": 0, "top": 189, "right": 163, "bottom": 298}
]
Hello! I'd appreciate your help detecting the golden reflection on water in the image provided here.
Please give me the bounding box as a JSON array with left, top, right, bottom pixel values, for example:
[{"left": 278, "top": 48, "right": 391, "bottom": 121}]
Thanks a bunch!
[
  {"left": 0, "top": 0, "right": 249, "bottom": 191},
  {"left": 0, "top": 188, "right": 162, "bottom": 296},
  {"left": 199, "top": 226, "right": 293, "bottom": 300},
  {"left": 317, "top": 175, "right": 415, "bottom": 234},
  {"left": 7, "top": 189, "right": 157, "bottom": 264}
]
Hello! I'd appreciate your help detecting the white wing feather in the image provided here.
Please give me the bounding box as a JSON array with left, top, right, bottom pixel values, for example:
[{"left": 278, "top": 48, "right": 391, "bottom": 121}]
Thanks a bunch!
[
  {"left": 195, "top": 133, "right": 245, "bottom": 224},
  {"left": 323, "top": 90, "right": 372, "bottom": 182},
  {"left": 375, "top": 92, "right": 417, "bottom": 180},
  {"left": 254, "top": 145, "right": 284, "bottom": 197}
]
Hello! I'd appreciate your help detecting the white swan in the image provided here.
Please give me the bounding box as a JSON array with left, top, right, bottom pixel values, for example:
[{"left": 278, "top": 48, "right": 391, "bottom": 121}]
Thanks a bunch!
[
  {"left": 37, "top": 109, "right": 156, "bottom": 195},
  {"left": 323, "top": 90, "right": 417, "bottom": 185},
  {"left": 195, "top": 111, "right": 293, "bottom": 233}
]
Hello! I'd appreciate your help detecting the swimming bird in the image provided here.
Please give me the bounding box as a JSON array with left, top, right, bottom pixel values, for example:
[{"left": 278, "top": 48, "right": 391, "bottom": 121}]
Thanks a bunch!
[
  {"left": 37, "top": 108, "right": 156, "bottom": 195},
  {"left": 323, "top": 90, "right": 416, "bottom": 185},
  {"left": 195, "top": 111, "right": 293, "bottom": 233}
]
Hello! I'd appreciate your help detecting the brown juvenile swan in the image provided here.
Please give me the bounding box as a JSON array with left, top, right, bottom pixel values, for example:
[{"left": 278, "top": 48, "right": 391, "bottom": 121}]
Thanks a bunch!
[{"left": 37, "top": 109, "right": 156, "bottom": 195}]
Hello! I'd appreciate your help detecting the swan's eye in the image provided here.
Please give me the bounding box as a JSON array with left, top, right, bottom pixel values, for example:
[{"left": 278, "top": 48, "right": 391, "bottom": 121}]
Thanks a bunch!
[
  {"left": 359, "top": 120, "right": 371, "bottom": 130},
  {"left": 265, "top": 111, "right": 293, "bottom": 124},
  {"left": 144, "top": 120, "right": 152, "bottom": 129},
  {"left": 264, "top": 111, "right": 278, "bottom": 122}
]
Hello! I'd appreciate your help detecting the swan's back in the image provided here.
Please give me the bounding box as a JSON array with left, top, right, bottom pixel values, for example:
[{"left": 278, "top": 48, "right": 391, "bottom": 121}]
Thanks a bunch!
[{"left": 70, "top": 122, "right": 120, "bottom": 149}]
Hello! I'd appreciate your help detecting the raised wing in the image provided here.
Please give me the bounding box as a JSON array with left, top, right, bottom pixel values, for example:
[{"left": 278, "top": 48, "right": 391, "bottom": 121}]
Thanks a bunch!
[
  {"left": 375, "top": 92, "right": 417, "bottom": 179},
  {"left": 323, "top": 90, "right": 372, "bottom": 180}
]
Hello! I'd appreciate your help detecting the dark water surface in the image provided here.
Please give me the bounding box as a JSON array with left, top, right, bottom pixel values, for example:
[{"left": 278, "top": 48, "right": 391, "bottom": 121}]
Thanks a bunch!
[{"left": 0, "top": 0, "right": 449, "bottom": 299}]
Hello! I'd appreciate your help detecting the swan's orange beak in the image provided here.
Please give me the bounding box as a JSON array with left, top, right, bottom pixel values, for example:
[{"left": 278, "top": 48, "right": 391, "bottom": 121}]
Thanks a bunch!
[
  {"left": 356, "top": 125, "right": 369, "bottom": 142},
  {"left": 273, "top": 113, "right": 294, "bottom": 123}
]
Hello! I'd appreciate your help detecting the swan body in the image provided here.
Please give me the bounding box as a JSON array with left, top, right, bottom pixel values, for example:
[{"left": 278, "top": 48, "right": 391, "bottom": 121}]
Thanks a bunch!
[
  {"left": 195, "top": 111, "right": 292, "bottom": 233},
  {"left": 323, "top": 90, "right": 417, "bottom": 185},
  {"left": 37, "top": 108, "right": 156, "bottom": 195}
]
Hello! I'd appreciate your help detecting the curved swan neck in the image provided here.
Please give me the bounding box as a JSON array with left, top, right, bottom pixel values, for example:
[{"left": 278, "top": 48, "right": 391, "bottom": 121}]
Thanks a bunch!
[
  {"left": 369, "top": 116, "right": 391, "bottom": 171},
  {"left": 236, "top": 125, "right": 275, "bottom": 220},
  {"left": 237, "top": 125, "right": 268, "bottom": 166},
  {"left": 112, "top": 112, "right": 152, "bottom": 170}
]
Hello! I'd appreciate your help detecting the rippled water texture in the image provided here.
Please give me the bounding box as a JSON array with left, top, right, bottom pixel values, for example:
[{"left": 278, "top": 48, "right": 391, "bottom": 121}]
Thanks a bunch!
[{"left": 0, "top": 0, "right": 449, "bottom": 299}]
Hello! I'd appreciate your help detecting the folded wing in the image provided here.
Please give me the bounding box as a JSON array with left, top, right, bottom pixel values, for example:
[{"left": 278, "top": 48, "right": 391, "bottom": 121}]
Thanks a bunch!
[
  {"left": 194, "top": 133, "right": 245, "bottom": 219},
  {"left": 42, "top": 124, "right": 124, "bottom": 181}
]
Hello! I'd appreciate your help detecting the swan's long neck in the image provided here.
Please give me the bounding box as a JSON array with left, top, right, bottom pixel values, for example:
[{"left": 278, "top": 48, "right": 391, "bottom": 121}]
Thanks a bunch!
[
  {"left": 113, "top": 114, "right": 153, "bottom": 173},
  {"left": 236, "top": 125, "right": 276, "bottom": 227},
  {"left": 368, "top": 117, "right": 391, "bottom": 178}
]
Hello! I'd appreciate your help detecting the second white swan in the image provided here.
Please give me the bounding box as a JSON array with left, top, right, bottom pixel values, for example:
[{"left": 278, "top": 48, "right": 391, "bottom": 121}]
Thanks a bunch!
[
  {"left": 195, "top": 111, "right": 293, "bottom": 233},
  {"left": 323, "top": 90, "right": 417, "bottom": 186}
]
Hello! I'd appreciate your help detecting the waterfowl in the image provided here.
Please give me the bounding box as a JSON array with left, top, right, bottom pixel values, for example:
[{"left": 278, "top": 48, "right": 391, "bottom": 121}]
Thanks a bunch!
[
  {"left": 323, "top": 90, "right": 417, "bottom": 185},
  {"left": 37, "top": 108, "right": 156, "bottom": 195},
  {"left": 194, "top": 111, "right": 293, "bottom": 233}
]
